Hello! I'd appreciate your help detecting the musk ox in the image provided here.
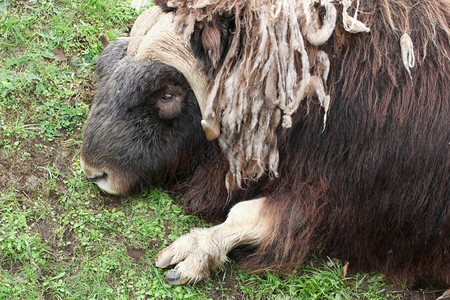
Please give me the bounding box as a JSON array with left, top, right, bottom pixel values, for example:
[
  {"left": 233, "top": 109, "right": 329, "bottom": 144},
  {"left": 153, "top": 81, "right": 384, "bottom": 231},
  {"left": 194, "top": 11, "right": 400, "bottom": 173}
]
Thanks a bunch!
[{"left": 81, "top": 0, "right": 450, "bottom": 291}]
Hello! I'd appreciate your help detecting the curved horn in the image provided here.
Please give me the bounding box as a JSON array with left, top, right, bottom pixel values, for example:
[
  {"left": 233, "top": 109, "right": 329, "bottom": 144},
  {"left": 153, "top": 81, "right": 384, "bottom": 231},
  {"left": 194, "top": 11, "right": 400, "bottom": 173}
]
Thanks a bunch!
[
  {"left": 127, "top": 6, "right": 165, "bottom": 56},
  {"left": 130, "top": 7, "right": 221, "bottom": 141}
]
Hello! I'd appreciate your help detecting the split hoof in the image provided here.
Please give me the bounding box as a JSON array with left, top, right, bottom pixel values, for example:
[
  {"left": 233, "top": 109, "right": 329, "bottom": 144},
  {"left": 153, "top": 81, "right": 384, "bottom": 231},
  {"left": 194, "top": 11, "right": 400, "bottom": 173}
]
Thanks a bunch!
[
  {"left": 154, "top": 228, "right": 226, "bottom": 285},
  {"left": 154, "top": 246, "right": 175, "bottom": 269},
  {"left": 165, "top": 269, "right": 188, "bottom": 285}
]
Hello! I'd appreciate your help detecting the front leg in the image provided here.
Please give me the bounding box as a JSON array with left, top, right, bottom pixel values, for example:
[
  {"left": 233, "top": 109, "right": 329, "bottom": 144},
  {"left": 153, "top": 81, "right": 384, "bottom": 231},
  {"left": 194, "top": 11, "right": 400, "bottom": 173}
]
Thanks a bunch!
[{"left": 155, "top": 198, "right": 270, "bottom": 285}]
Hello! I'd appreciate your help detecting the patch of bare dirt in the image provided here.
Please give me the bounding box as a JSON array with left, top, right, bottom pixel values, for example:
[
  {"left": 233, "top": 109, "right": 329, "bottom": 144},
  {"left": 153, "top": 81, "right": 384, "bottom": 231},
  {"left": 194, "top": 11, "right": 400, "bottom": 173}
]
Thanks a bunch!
[
  {"left": 0, "top": 135, "right": 78, "bottom": 196},
  {"left": 126, "top": 247, "right": 146, "bottom": 262},
  {"left": 0, "top": 133, "right": 81, "bottom": 268},
  {"left": 51, "top": 48, "right": 67, "bottom": 62},
  {"left": 207, "top": 267, "right": 245, "bottom": 300}
]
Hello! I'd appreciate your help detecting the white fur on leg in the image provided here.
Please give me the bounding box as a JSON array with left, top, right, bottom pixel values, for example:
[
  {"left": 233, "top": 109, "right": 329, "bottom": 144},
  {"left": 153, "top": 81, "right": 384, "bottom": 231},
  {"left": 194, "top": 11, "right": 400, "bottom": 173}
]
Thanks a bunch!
[{"left": 155, "top": 198, "right": 270, "bottom": 284}]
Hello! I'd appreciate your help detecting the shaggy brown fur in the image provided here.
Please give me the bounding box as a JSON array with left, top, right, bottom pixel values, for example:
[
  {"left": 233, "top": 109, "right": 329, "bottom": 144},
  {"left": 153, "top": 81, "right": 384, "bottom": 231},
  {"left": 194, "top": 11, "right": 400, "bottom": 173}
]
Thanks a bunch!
[
  {"left": 159, "top": 0, "right": 347, "bottom": 189},
  {"left": 157, "top": 0, "right": 450, "bottom": 288}
]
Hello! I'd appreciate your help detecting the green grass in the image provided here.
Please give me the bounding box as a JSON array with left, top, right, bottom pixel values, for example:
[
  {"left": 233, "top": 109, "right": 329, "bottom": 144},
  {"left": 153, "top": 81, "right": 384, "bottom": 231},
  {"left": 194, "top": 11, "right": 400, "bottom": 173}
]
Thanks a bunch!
[{"left": 0, "top": 0, "right": 443, "bottom": 299}]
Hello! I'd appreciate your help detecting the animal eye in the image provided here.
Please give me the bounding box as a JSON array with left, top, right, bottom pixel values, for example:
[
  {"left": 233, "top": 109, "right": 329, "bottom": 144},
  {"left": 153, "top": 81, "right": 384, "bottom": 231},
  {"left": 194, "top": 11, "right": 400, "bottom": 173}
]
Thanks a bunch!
[{"left": 161, "top": 93, "right": 174, "bottom": 102}]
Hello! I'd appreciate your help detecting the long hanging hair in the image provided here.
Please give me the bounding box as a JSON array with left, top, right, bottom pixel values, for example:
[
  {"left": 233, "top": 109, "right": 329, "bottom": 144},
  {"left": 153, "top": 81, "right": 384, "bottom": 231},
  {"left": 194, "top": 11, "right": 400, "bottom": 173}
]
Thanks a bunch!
[
  {"left": 151, "top": 0, "right": 448, "bottom": 192},
  {"left": 158, "top": 0, "right": 374, "bottom": 191}
]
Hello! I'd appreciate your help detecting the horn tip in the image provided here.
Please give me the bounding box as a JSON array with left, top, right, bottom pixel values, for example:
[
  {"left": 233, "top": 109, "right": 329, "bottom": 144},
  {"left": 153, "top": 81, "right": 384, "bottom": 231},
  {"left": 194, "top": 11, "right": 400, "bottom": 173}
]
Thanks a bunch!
[{"left": 201, "top": 119, "right": 220, "bottom": 141}]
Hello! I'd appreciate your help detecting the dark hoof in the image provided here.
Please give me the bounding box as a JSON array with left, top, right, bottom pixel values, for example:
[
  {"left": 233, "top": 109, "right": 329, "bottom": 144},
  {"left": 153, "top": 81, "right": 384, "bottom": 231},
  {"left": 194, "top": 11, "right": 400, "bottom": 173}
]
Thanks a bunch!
[
  {"left": 165, "top": 269, "right": 188, "bottom": 285},
  {"left": 154, "top": 247, "right": 174, "bottom": 269},
  {"left": 155, "top": 255, "right": 173, "bottom": 269}
]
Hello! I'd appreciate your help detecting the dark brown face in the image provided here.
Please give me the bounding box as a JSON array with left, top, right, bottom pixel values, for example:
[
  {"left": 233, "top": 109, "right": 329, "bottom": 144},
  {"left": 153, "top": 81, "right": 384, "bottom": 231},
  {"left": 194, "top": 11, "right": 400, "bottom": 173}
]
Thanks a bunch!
[{"left": 81, "top": 39, "right": 206, "bottom": 195}]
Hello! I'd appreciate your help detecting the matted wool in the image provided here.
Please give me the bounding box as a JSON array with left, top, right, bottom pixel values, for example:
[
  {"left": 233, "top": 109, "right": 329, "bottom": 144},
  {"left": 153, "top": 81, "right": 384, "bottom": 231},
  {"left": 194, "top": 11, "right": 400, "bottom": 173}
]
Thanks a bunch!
[{"left": 164, "top": 0, "right": 373, "bottom": 190}]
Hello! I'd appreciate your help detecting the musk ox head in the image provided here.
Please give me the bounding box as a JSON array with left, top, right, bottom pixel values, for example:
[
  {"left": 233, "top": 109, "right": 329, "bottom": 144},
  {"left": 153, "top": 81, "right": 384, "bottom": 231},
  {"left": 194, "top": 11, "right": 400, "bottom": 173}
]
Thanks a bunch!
[
  {"left": 81, "top": 7, "right": 231, "bottom": 195},
  {"left": 80, "top": 36, "right": 207, "bottom": 195}
]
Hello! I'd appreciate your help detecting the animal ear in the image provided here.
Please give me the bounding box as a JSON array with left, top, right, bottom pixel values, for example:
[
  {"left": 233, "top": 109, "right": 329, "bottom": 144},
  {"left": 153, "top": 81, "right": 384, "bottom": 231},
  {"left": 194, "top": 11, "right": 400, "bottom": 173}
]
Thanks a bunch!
[
  {"left": 190, "top": 16, "right": 232, "bottom": 76},
  {"left": 96, "top": 38, "right": 129, "bottom": 80},
  {"left": 201, "top": 21, "right": 222, "bottom": 68}
]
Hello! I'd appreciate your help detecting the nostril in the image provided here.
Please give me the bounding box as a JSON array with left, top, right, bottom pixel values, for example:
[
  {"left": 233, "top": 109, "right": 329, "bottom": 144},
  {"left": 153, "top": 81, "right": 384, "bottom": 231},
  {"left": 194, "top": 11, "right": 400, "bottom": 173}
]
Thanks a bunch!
[{"left": 89, "top": 172, "right": 108, "bottom": 183}]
